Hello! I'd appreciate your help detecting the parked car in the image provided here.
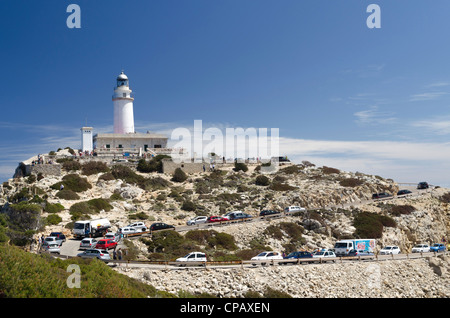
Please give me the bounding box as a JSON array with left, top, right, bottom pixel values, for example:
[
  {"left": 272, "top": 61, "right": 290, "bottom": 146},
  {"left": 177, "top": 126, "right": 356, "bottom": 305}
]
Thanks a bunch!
[
  {"left": 417, "top": 182, "right": 429, "bottom": 189},
  {"left": 283, "top": 251, "right": 313, "bottom": 264},
  {"left": 186, "top": 216, "right": 208, "bottom": 226},
  {"left": 430, "top": 243, "right": 446, "bottom": 253},
  {"left": 176, "top": 252, "right": 207, "bottom": 266},
  {"left": 149, "top": 222, "right": 175, "bottom": 231},
  {"left": 79, "top": 238, "right": 98, "bottom": 250},
  {"left": 222, "top": 211, "right": 242, "bottom": 219},
  {"left": 119, "top": 226, "right": 139, "bottom": 236},
  {"left": 397, "top": 189, "right": 412, "bottom": 196},
  {"left": 77, "top": 249, "right": 111, "bottom": 261},
  {"left": 251, "top": 251, "right": 283, "bottom": 266},
  {"left": 43, "top": 236, "right": 63, "bottom": 247},
  {"left": 95, "top": 239, "right": 117, "bottom": 250},
  {"left": 206, "top": 216, "right": 228, "bottom": 223},
  {"left": 411, "top": 244, "right": 430, "bottom": 253},
  {"left": 259, "top": 210, "right": 280, "bottom": 217},
  {"left": 49, "top": 232, "right": 66, "bottom": 243},
  {"left": 372, "top": 192, "right": 392, "bottom": 199},
  {"left": 380, "top": 246, "right": 401, "bottom": 255},
  {"left": 104, "top": 232, "right": 120, "bottom": 243},
  {"left": 227, "top": 212, "right": 252, "bottom": 220},
  {"left": 312, "top": 250, "right": 337, "bottom": 262},
  {"left": 41, "top": 243, "right": 61, "bottom": 254},
  {"left": 127, "top": 222, "right": 147, "bottom": 232},
  {"left": 347, "top": 249, "right": 375, "bottom": 258},
  {"left": 284, "top": 206, "right": 306, "bottom": 213}
]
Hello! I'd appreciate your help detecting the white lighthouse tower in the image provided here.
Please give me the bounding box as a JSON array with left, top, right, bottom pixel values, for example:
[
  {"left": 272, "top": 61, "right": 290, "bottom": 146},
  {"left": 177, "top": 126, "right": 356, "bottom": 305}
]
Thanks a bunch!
[{"left": 113, "top": 71, "right": 135, "bottom": 134}]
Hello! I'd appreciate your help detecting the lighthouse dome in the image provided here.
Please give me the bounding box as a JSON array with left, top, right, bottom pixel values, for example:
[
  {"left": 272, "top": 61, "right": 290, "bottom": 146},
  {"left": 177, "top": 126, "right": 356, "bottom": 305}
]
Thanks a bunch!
[{"left": 117, "top": 71, "right": 128, "bottom": 81}]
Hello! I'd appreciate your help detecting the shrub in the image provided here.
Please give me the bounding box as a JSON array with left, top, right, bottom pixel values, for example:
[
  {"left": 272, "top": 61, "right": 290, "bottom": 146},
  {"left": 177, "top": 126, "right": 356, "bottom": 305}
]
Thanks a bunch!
[
  {"left": 44, "top": 203, "right": 65, "bottom": 213},
  {"left": 181, "top": 200, "right": 196, "bottom": 211},
  {"left": 141, "top": 177, "right": 172, "bottom": 191},
  {"left": 62, "top": 160, "right": 81, "bottom": 171},
  {"left": 172, "top": 168, "right": 188, "bottom": 183},
  {"left": 269, "top": 182, "right": 297, "bottom": 191},
  {"left": 255, "top": 175, "right": 270, "bottom": 186},
  {"left": 46, "top": 214, "right": 62, "bottom": 225},
  {"left": 439, "top": 192, "right": 450, "bottom": 204},
  {"left": 81, "top": 161, "right": 109, "bottom": 175},
  {"left": 339, "top": 178, "right": 364, "bottom": 187},
  {"left": 353, "top": 212, "right": 396, "bottom": 239},
  {"left": 86, "top": 198, "right": 112, "bottom": 212},
  {"left": 111, "top": 165, "right": 145, "bottom": 185},
  {"left": 56, "top": 190, "right": 80, "bottom": 200},
  {"left": 233, "top": 162, "right": 248, "bottom": 172},
  {"left": 322, "top": 166, "right": 340, "bottom": 174},
  {"left": 98, "top": 172, "right": 115, "bottom": 181},
  {"left": 389, "top": 205, "right": 416, "bottom": 216},
  {"left": 51, "top": 174, "right": 92, "bottom": 192}
]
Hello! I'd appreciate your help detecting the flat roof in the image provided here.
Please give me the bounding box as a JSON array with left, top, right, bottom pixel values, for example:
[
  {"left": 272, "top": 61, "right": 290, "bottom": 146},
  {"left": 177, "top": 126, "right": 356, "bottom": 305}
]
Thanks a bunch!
[{"left": 94, "top": 132, "right": 167, "bottom": 139}]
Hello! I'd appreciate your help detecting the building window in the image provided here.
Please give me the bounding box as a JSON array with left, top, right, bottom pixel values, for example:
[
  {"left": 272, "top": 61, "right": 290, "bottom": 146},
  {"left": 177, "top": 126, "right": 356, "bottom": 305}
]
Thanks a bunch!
[
  {"left": 106, "top": 144, "right": 110, "bottom": 149},
  {"left": 118, "top": 144, "right": 123, "bottom": 148},
  {"left": 154, "top": 144, "right": 162, "bottom": 148}
]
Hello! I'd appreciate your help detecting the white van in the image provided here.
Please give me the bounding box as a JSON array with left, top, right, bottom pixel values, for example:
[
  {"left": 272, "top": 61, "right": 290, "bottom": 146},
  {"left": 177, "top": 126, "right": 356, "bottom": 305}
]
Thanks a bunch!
[
  {"left": 284, "top": 206, "right": 306, "bottom": 213},
  {"left": 119, "top": 226, "right": 138, "bottom": 236},
  {"left": 176, "top": 252, "right": 207, "bottom": 265}
]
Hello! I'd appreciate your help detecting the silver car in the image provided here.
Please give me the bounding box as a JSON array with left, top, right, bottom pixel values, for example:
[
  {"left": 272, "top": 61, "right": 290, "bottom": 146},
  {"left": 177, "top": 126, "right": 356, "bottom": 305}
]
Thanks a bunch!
[
  {"left": 79, "top": 238, "right": 98, "bottom": 250},
  {"left": 186, "top": 216, "right": 208, "bottom": 226},
  {"left": 104, "top": 232, "right": 121, "bottom": 242},
  {"left": 77, "top": 249, "right": 111, "bottom": 261},
  {"left": 43, "top": 236, "right": 63, "bottom": 246},
  {"left": 41, "top": 243, "right": 61, "bottom": 254}
]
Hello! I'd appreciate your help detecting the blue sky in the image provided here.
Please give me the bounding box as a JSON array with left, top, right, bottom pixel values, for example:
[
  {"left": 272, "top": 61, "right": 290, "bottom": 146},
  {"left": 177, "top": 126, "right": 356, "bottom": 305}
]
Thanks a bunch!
[{"left": 1, "top": 1, "right": 450, "bottom": 186}]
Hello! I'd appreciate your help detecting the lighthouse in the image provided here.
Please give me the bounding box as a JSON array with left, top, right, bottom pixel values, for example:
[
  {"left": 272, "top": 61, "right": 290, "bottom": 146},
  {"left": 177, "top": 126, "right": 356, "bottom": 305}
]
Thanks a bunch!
[{"left": 113, "top": 71, "right": 135, "bottom": 134}]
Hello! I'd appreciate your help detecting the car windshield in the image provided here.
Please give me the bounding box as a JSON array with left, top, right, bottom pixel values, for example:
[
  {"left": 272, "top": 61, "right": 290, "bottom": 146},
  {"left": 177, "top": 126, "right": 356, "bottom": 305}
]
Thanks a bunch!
[
  {"left": 334, "top": 243, "right": 348, "bottom": 248},
  {"left": 315, "top": 252, "right": 325, "bottom": 256},
  {"left": 74, "top": 223, "right": 86, "bottom": 230},
  {"left": 257, "top": 252, "right": 268, "bottom": 257}
]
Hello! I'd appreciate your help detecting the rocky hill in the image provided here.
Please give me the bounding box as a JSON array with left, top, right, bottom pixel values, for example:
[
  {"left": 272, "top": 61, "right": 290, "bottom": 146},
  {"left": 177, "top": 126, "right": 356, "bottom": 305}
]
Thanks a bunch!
[{"left": 1, "top": 153, "right": 449, "bottom": 297}]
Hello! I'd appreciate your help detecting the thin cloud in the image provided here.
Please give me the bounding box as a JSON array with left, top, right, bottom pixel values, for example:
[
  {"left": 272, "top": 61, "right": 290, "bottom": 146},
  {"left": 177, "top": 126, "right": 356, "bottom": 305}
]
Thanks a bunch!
[
  {"left": 410, "top": 91, "right": 448, "bottom": 101},
  {"left": 354, "top": 106, "right": 397, "bottom": 126}
]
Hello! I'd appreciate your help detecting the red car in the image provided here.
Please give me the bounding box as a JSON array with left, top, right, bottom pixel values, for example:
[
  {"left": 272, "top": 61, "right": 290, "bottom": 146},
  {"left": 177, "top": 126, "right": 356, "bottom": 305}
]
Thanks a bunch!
[
  {"left": 206, "top": 216, "right": 228, "bottom": 223},
  {"left": 95, "top": 239, "right": 117, "bottom": 250}
]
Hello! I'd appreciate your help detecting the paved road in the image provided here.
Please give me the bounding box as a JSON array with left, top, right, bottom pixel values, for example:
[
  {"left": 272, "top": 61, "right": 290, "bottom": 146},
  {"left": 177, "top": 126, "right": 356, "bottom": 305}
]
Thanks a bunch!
[{"left": 57, "top": 187, "right": 436, "bottom": 259}]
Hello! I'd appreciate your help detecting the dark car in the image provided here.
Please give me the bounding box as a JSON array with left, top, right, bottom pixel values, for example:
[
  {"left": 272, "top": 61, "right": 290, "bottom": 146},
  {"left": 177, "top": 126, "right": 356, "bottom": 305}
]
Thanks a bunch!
[
  {"left": 371, "top": 192, "right": 392, "bottom": 199},
  {"left": 397, "top": 189, "right": 412, "bottom": 196},
  {"left": 149, "top": 222, "right": 175, "bottom": 231},
  {"left": 417, "top": 182, "right": 429, "bottom": 189},
  {"left": 259, "top": 210, "right": 281, "bottom": 217},
  {"left": 49, "top": 232, "right": 66, "bottom": 243},
  {"left": 283, "top": 251, "right": 313, "bottom": 264}
]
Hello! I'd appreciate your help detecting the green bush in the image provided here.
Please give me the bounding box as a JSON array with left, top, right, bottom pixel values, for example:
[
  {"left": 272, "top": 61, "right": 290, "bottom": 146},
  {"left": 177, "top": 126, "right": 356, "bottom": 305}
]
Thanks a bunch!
[
  {"left": 136, "top": 155, "right": 170, "bottom": 173},
  {"left": 172, "top": 168, "right": 188, "bottom": 183},
  {"left": 322, "top": 166, "right": 340, "bottom": 174},
  {"left": 389, "top": 205, "right": 416, "bottom": 216},
  {"left": 339, "top": 178, "right": 364, "bottom": 187},
  {"left": 255, "top": 175, "right": 270, "bottom": 186},
  {"left": 56, "top": 190, "right": 80, "bottom": 200},
  {"left": 353, "top": 212, "right": 396, "bottom": 239},
  {"left": 233, "top": 162, "right": 248, "bottom": 172},
  {"left": 81, "top": 161, "right": 110, "bottom": 175},
  {"left": 62, "top": 160, "right": 81, "bottom": 171},
  {"left": 46, "top": 214, "right": 62, "bottom": 225},
  {"left": 51, "top": 174, "right": 92, "bottom": 192},
  {"left": 269, "top": 182, "right": 297, "bottom": 191},
  {"left": 181, "top": 200, "right": 196, "bottom": 211},
  {"left": 98, "top": 172, "right": 115, "bottom": 181},
  {"left": 0, "top": 243, "right": 173, "bottom": 298},
  {"left": 44, "top": 203, "right": 65, "bottom": 213}
]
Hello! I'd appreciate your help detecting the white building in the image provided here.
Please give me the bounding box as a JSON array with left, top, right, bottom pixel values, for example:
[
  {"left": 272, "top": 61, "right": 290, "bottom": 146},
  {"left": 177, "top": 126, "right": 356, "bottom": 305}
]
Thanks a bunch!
[
  {"left": 80, "top": 127, "right": 93, "bottom": 152},
  {"left": 89, "top": 71, "right": 169, "bottom": 156},
  {"left": 113, "top": 71, "right": 135, "bottom": 134}
]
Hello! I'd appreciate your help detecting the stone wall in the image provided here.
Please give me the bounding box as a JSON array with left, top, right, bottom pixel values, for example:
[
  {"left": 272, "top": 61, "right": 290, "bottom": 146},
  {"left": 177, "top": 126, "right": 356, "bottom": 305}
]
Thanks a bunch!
[
  {"left": 161, "top": 159, "right": 205, "bottom": 174},
  {"left": 30, "top": 164, "right": 62, "bottom": 177}
]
